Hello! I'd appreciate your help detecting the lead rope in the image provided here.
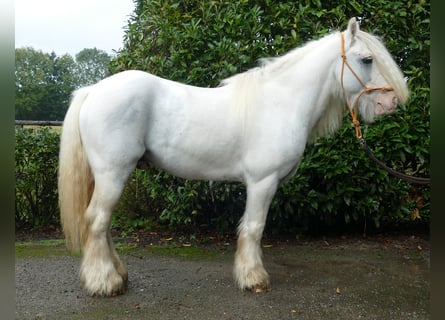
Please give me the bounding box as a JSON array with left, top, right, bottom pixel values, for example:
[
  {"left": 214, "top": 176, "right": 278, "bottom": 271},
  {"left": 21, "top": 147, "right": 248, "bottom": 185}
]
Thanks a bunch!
[{"left": 340, "top": 32, "right": 430, "bottom": 185}]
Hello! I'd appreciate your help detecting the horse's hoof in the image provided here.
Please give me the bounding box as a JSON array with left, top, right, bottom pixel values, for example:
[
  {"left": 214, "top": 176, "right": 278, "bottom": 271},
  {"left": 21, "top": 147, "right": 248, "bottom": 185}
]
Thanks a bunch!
[
  {"left": 90, "top": 289, "right": 124, "bottom": 297},
  {"left": 82, "top": 271, "right": 128, "bottom": 297},
  {"left": 234, "top": 262, "right": 270, "bottom": 292},
  {"left": 250, "top": 285, "right": 272, "bottom": 294},
  {"left": 88, "top": 283, "right": 126, "bottom": 297}
]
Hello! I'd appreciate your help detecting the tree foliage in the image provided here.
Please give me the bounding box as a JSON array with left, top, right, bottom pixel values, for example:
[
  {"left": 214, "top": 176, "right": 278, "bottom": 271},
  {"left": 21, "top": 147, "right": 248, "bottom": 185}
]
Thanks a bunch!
[
  {"left": 15, "top": 47, "right": 111, "bottom": 120},
  {"left": 109, "top": 0, "right": 430, "bottom": 234},
  {"left": 75, "top": 48, "right": 112, "bottom": 87},
  {"left": 15, "top": 48, "right": 77, "bottom": 120}
]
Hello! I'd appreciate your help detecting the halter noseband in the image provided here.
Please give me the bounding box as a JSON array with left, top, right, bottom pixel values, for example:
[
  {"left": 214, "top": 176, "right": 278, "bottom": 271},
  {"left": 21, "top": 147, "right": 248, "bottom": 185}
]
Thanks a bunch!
[{"left": 340, "top": 32, "right": 394, "bottom": 139}]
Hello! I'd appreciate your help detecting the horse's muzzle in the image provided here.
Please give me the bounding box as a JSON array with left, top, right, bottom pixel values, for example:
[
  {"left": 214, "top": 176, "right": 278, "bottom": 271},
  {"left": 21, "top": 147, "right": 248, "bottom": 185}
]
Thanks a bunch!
[{"left": 375, "top": 92, "right": 398, "bottom": 115}]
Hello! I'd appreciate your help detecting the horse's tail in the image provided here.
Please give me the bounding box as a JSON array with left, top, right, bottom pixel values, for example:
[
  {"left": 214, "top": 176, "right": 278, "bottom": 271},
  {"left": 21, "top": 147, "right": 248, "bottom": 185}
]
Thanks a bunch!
[{"left": 58, "top": 87, "right": 94, "bottom": 250}]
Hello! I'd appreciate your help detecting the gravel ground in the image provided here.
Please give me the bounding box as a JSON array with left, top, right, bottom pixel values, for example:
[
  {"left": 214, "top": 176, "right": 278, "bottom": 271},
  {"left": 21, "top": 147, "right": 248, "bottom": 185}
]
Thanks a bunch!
[{"left": 15, "top": 235, "right": 430, "bottom": 320}]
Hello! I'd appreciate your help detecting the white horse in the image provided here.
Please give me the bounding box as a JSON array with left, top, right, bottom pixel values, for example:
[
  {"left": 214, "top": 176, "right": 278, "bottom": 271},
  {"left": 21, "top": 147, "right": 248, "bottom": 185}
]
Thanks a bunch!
[{"left": 59, "top": 18, "right": 408, "bottom": 296}]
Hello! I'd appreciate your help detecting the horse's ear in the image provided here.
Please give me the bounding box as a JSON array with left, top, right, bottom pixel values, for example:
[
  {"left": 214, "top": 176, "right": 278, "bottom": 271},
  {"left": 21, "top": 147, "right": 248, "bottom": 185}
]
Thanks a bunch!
[
  {"left": 346, "top": 17, "right": 359, "bottom": 38},
  {"left": 344, "top": 17, "right": 359, "bottom": 48}
]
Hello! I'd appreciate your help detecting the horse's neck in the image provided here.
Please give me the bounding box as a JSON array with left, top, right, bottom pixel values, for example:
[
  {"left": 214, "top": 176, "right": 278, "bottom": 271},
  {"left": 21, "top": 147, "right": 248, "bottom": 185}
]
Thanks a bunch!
[
  {"left": 267, "top": 34, "right": 344, "bottom": 138},
  {"left": 272, "top": 34, "right": 340, "bottom": 97}
]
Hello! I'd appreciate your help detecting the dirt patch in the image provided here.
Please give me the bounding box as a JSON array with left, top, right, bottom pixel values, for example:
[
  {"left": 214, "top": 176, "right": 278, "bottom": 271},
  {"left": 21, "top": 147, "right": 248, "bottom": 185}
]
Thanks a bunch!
[{"left": 15, "top": 234, "right": 429, "bottom": 319}]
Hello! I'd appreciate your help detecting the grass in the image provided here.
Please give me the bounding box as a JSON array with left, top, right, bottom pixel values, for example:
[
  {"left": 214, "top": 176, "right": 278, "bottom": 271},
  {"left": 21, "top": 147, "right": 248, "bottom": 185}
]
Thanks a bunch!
[
  {"left": 115, "top": 240, "right": 220, "bottom": 260},
  {"left": 15, "top": 238, "right": 220, "bottom": 260},
  {"left": 15, "top": 239, "right": 78, "bottom": 258}
]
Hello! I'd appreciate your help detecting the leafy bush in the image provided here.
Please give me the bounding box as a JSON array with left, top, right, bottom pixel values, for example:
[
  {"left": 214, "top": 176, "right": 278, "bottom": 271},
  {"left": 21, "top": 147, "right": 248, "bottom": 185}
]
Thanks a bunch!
[
  {"left": 112, "top": 0, "right": 338, "bottom": 86},
  {"left": 269, "top": 116, "right": 430, "bottom": 235},
  {"left": 15, "top": 127, "right": 60, "bottom": 228},
  {"left": 111, "top": 0, "right": 429, "bottom": 234},
  {"left": 116, "top": 168, "right": 246, "bottom": 233}
]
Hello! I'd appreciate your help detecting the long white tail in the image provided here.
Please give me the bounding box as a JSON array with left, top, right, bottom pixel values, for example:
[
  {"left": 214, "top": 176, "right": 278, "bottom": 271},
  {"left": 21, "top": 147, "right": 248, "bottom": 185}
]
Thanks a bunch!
[{"left": 58, "top": 87, "right": 94, "bottom": 250}]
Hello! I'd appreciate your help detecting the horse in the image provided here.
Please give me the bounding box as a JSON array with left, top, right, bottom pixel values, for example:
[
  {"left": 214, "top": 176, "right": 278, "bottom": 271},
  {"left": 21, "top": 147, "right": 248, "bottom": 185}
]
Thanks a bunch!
[{"left": 58, "top": 18, "right": 408, "bottom": 296}]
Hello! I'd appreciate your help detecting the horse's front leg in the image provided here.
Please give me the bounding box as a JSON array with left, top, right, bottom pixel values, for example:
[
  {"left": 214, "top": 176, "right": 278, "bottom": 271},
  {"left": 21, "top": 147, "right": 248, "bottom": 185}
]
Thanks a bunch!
[{"left": 234, "top": 175, "right": 278, "bottom": 292}]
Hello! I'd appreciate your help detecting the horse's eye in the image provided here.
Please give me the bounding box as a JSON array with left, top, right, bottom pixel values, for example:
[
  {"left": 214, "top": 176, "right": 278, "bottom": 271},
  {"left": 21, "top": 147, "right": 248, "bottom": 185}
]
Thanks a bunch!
[{"left": 362, "top": 56, "right": 373, "bottom": 64}]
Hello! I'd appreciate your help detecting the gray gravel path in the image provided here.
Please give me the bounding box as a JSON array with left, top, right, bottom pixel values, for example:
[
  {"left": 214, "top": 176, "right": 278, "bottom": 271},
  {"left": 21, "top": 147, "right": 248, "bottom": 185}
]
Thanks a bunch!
[{"left": 15, "top": 236, "right": 430, "bottom": 319}]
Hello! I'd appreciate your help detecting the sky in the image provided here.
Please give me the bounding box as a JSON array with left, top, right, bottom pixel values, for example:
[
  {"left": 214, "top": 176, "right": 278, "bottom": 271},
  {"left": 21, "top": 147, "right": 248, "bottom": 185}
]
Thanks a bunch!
[{"left": 15, "top": 0, "right": 135, "bottom": 57}]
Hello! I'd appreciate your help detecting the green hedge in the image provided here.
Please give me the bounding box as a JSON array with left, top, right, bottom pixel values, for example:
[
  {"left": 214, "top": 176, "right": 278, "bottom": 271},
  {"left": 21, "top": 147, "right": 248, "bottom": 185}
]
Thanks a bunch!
[
  {"left": 15, "top": 122, "right": 429, "bottom": 234},
  {"left": 15, "top": 127, "right": 60, "bottom": 228},
  {"left": 15, "top": 1, "right": 430, "bottom": 234}
]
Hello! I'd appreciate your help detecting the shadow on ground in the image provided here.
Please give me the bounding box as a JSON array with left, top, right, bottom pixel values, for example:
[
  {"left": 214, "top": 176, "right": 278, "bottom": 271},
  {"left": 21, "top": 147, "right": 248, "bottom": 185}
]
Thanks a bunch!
[{"left": 15, "top": 235, "right": 429, "bottom": 319}]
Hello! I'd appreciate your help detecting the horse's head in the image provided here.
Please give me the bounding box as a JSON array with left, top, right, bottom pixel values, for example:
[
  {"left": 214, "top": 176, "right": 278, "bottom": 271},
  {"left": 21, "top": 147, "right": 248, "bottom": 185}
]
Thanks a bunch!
[{"left": 339, "top": 18, "right": 409, "bottom": 123}]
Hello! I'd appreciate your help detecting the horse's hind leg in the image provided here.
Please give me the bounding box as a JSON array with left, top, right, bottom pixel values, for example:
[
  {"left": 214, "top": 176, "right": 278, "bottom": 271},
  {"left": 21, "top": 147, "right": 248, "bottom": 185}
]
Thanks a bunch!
[
  {"left": 80, "top": 170, "right": 130, "bottom": 296},
  {"left": 234, "top": 175, "right": 278, "bottom": 292}
]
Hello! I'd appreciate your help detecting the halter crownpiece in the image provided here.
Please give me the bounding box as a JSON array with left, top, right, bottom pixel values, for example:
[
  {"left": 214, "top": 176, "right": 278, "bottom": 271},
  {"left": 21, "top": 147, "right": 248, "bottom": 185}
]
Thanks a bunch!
[{"left": 340, "top": 32, "right": 394, "bottom": 139}]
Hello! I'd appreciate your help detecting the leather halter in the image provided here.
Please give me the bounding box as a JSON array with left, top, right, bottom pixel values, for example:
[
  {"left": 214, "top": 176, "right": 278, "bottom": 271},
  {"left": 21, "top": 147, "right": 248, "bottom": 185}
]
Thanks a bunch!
[
  {"left": 340, "top": 32, "right": 430, "bottom": 185},
  {"left": 340, "top": 32, "right": 394, "bottom": 139}
]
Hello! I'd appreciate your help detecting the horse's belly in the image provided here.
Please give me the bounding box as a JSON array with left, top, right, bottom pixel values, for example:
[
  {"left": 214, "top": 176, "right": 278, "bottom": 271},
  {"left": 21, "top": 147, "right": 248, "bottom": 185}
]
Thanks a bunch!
[
  {"left": 147, "top": 145, "right": 243, "bottom": 182},
  {"left": 143, "top": 114, "right": 241, "bottom": 180}
]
